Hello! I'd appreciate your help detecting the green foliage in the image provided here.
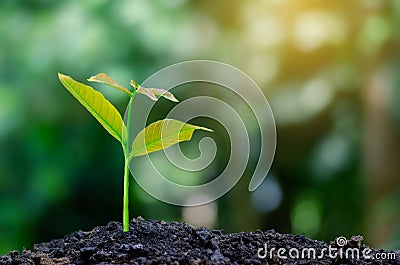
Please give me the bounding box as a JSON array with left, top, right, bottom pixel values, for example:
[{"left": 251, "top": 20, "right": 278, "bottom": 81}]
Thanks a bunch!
[
  {"left": 58, "top": 74, "right": 125, "bottom": 143},
  {"left": 130, "top": 119, "right": 212, "bottom": 158},
  {"left": 58, "top": 73, "right": 212, "bottom": 232}
]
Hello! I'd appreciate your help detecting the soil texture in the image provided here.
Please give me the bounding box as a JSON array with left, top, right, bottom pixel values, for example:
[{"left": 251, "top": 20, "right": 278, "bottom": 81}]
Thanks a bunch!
[{"left": 1, "top": 217, "right": 399, "bottom": 264}]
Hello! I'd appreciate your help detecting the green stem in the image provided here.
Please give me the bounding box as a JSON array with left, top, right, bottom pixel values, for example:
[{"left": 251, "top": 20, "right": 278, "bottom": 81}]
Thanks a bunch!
[
  {"left": 123, "top": 158, "right": 130, "bottom": 232},
  {"left": 123, "top": 90, "right": 136, "bottom": 232}
]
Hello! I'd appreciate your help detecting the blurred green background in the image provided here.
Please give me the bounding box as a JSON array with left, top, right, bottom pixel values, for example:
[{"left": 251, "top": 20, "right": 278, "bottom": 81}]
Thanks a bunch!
[{"left": 0, "top": 0, "right": 399, "bottom": 254}]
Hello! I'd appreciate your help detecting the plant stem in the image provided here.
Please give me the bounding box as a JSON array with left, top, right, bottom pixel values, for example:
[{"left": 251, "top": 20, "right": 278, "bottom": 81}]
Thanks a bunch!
[
  {"left": 122, "top": 90, "right": 136, "bottom": 232},
  {"left": 123, "top": 158, "right": 130, "bottom": 232}
]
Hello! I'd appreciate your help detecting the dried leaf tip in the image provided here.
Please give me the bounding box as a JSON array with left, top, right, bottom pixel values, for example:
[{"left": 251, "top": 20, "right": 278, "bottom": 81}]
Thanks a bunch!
[
  {"left": 87, "top": 73, "right": 132, "bottom": 95},
  {"left": 133, "top": 83, "right": 179, "bottom": 103}
]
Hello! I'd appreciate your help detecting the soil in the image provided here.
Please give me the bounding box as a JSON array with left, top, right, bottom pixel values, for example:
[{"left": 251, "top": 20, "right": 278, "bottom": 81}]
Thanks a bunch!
[{"left": 1, "top": 217, "right": 399, "bottom": 265}]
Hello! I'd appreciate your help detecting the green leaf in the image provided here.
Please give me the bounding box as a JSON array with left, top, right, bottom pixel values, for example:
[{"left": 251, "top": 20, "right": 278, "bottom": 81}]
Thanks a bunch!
[
  {"left": 58, "top": 73, "right": 125, "bottom": 142},
  {"left": 88, "top": 73, "right": 132, "bottom": 96},
  {"left": 130, "top": 119, "right": 212, "bottom": 158},
  {"left": 131, "top": 80, "right": 178, "bottom": 102}
]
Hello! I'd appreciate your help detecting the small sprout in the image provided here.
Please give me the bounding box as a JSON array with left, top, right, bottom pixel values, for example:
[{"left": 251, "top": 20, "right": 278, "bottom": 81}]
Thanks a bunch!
[{"left": 58, "top": 72, "right": 212, "bottom": 232}]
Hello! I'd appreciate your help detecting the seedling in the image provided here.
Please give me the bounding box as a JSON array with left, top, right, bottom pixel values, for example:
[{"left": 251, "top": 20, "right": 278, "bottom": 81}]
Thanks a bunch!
[{"left": 58, "top": 73, "right": 212, "bottom": 232}]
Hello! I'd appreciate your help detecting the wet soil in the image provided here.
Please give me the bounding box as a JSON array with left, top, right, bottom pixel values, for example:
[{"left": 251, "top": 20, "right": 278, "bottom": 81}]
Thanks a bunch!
[{"left": 1, "top": 217, "right": 399, "bottom": 264}]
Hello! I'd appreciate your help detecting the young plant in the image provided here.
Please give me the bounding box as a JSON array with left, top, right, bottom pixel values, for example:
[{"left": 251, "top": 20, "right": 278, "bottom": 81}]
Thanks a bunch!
[{"left": 58, "top": 73, "right": 212, "bottom": 232}]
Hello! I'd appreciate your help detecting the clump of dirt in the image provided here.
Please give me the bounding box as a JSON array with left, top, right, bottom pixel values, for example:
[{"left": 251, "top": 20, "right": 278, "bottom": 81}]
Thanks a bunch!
[{"left": 1, "top": 217, "right": 399, "bottom": 264}]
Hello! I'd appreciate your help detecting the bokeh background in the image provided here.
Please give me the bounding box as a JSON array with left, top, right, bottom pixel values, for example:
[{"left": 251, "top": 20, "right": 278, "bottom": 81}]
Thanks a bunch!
[{"left": 0, "top": 0, "right": 399, "bottom": 254}]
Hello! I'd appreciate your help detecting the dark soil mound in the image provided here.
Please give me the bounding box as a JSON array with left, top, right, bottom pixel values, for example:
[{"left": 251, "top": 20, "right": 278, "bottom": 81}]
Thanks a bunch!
[{"left": 1, "top": 217, "right": 399, "bottom": 264}]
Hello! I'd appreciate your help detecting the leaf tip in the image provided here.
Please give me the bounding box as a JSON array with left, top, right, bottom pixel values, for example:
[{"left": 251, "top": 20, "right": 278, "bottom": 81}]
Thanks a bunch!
[
  {"left": 87, "top": 72, "right": 106, "bottom": 82},
  {"left": 201, "top": 127, "right": 213, "bottom": 132},
  {"left": 169, "top": 96, "right": 179, "bottom": 102},
  {"left": 58, "top": 72, "right": 67, "bottom": 80},
  {"left": 191, "top": 123, "right": 213, "bottom": 132}
]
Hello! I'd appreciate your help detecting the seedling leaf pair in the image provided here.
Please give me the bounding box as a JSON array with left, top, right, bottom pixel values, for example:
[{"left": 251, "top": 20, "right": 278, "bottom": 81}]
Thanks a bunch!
[{"left": 58, "top": 72, "right": 212, "bottom": 232}]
